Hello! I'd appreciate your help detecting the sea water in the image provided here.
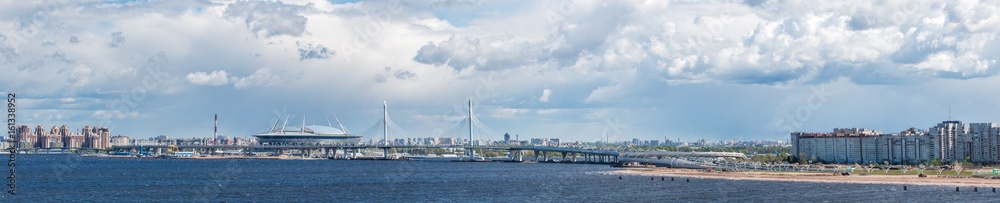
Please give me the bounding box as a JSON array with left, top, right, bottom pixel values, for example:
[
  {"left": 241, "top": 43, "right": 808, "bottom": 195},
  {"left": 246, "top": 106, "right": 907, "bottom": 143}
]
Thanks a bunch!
[{"left": 1, "top": 154, "right": 996, "bottom": 202}]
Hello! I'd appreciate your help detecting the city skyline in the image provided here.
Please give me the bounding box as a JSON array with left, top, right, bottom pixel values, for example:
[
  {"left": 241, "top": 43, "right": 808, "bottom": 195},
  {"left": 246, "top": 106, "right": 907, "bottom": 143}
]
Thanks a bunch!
[{"left": 2, "top": 1, "right": 1000, "bottom": 141}]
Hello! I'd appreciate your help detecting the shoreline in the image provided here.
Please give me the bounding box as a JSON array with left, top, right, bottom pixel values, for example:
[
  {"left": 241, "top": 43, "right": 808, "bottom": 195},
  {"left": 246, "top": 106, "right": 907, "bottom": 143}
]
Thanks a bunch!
[{"left": 610, "top": 168, "right": 1000, "bottom": 187}]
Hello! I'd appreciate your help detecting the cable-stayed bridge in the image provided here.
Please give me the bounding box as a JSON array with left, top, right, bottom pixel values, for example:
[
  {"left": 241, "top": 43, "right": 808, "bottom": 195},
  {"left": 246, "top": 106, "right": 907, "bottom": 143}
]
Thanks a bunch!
[
  {"left": 357, "top": 101, "right": 412, "bottom": 147},
  {"left": 112, "top": 99, "right": 749, "bottom": 168}
]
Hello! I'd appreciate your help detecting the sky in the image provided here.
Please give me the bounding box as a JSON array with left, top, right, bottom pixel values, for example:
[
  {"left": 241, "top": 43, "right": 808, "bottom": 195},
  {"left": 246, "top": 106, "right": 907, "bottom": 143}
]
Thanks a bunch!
[{"left": 2, "top": 0, "right": 1000, "bottom": 143}]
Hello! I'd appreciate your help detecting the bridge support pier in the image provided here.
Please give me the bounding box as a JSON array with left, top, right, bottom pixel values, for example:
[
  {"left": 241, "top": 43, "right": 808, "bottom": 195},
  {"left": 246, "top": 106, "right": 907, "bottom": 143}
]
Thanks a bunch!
[
  {"left": 561, "top": 152, "right": 567, "bottom": 162},
  {"left": 572, "top": 153, "right": 577, "bottom": 162},
  {"left": 534, "top": 150, "right": 540, "bottom": 162},
  {"left": 543, "top": 151, "right": 549, "bottom": 162}
]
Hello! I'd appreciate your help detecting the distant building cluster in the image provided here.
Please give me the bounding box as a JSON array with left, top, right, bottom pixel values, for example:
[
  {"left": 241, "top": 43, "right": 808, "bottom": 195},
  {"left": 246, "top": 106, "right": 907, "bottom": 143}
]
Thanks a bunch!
[
  {"left": 530, "top": 138, "right": 561, "bottom": 146},
  {"left": 368, "top": 137, "right": 452, "bottom": 146},
  {"left": 791, "top": 121, "right": 1000, "bottom": 165},
  {"left": 371, "top": 133, "right": 548, "bottom": 146},
  {"left": 594, "top": 138, "right": 786, "bottom": 148},
  {"left": 125, "top": 135, "right": 257, "bottom": 146},
  {"left": 15, "top": 125, "right": 111, "bottom": 149},
  {"left": 365, "top": 134, "right": 789, "bottom": 148},
  {"left": 374, "top": 137, "right": 523, "bottom": 146}
]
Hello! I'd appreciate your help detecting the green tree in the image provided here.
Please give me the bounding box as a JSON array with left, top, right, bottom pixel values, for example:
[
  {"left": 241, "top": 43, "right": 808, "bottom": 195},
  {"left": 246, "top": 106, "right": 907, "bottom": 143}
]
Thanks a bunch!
[{"left": 927, "top": 159, "right": 942, "bottom": 166}]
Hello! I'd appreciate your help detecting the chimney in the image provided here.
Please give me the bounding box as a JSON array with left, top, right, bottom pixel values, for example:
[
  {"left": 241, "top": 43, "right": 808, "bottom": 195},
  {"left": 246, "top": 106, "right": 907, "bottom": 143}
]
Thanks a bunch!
[{"left": 214, "top": 114, "right": 218, "bottom": 138}]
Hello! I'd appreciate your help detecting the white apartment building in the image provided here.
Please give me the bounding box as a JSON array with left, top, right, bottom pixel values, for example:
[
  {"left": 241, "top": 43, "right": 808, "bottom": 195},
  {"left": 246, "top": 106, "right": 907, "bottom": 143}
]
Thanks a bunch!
[
  {"left": 969, "top": 123, "right": 1000, "bottom": 163},
  {"left": 792, "top": 121, "right": 1000, "bottom": 165}
]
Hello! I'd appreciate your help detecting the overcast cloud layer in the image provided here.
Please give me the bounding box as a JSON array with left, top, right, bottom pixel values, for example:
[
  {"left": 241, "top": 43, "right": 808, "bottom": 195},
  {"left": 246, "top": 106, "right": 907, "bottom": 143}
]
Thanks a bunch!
[{"left": 2, "top": 0, "right": 1000, "bottom": 142}]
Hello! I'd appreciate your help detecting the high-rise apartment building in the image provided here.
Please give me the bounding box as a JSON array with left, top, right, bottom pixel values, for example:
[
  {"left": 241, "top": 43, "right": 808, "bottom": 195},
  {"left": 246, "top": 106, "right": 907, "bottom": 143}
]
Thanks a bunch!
[
  {"left": 11, "top": 124, "right": 111, "bottom": 149},
  {"left": 793, "top": 121, "right": 1000, "bottom": 165}
]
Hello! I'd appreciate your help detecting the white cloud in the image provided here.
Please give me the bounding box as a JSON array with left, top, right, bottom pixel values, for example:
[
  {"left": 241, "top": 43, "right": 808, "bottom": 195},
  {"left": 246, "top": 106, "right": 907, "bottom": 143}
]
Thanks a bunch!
[
  {"left": 491, "top": 108, "right": 528, "bottom": 119},
  {"left": 233, "top": 68, "right": 283, "bottom": 89},
  {"left": 186, "top": 68, "right": 287, "bottom": 89},
  {"left": 92, "top": 110, "right": 138, "bottom": 120},
  {"left": 539, "top": 89, "right": 552, "bottom": 102},
  {"left": 411, "top": 1, "right": 1000, "bottom": 84},
  {"left": 223, "top": 1, "right": 309, "bottom": 37},
  {"left": 3, "top": 0, "right": 1000, "bottom": 141},
  {"left": 296, "top": 42, "right": 335, "bottom": 61},
  {"left": 185, "top": 70, "right": 231, "bottom": 86},
  {"left": 68, "top": 65, "right": 93, "bottom": 86},
  {"left": 109, "top": 31, "right": 126, "bottom": 47},
  {"left": 537, "top": 109, "right": 560, "bottom": 115}
]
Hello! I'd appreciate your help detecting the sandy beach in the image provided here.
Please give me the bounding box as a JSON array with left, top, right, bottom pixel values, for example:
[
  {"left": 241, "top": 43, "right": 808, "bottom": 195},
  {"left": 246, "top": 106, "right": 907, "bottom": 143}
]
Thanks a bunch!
[{"left": 611, "top": 168, "right": 1000, "bottom": 187}]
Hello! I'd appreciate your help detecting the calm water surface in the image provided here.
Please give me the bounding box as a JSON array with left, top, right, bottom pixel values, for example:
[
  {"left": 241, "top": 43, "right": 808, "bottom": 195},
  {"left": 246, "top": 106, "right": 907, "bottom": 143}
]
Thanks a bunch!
[{"left": 1, "top": 154, "right": 998, "bottom": 202}]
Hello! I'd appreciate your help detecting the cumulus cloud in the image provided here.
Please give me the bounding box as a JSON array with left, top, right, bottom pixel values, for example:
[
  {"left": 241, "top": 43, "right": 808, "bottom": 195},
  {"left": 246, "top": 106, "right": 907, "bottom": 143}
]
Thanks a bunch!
[
  {"left": 16, "top": 59, "right": 42, "bottom": 71},
  {"left": 92, "top": 110, "right": 137, "bottom": 120},
  {"left": 374, "top": 75, "right": 387, "bottom": 83},
  {"left": 413, "top": 34, "right": 546, "bottom": 71},
  {"left": 4, "top": 0, "right": 1000, "bottom": 141},
  {"left": 224, "top": 1, "right": 309, "bottom": 37},
  {"left": 537, "top": 109, "right": 560, "bottom": 115},
  {"left": 0, "top": 33, "right": 18, "bottom": 65},
  {"left": 296, "top": 42, "right": 334, "bottom": 60},
  {"left": 539, "top": 89, "right": 552, "bottom": 102},
  {"left": 68, "top": 65, "right": 93, "bottom": 86},
  {"left": 233, "top": 68, "right": 283, "bottom": 89},
  {"left": 109, "top": 31, "right": 125, "bottom": 47},
  {"left": 412, "top": 1, "right": 1000, "bottom": 85},
  {"left": 372, "top": 66, "right": 418, "bottom": 82},
  {"left": 492, "top": 108, "right": 528, "bottom": 119},
  {"left": 49, "top": 51, "right": 74, "bottom": 64},
  {"left": 185, "top": 70, "right": 231, "bottom": 86},
  {"left": 393, "top": 70, "right": 416, "bottom": 80},
  {"left": 186, "top": 68, "right": 286, "bottom": 89}
]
